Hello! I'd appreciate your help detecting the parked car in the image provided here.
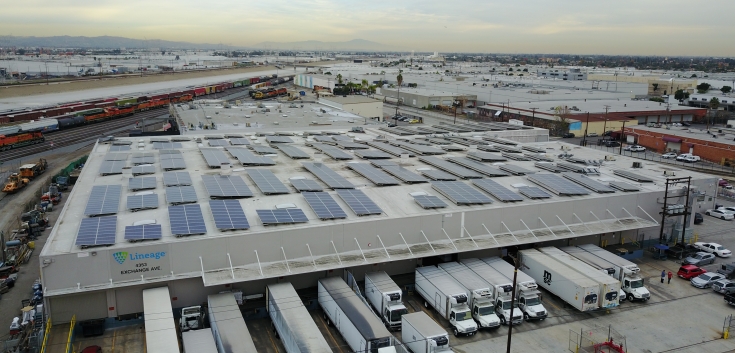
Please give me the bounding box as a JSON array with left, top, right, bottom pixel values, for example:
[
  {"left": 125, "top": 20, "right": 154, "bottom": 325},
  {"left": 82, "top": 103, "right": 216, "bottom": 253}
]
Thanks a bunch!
[
  {"left": 629, "top": 145, "right": 646, "bottom": 152},
  {"left": 604, "top": 141, "right": 621, "bottom": 147},
  {"left": 587, "top": 132, "right": 598, "bottom": 137},
  {"left": 676, "top": 153, "right": 701, "bottom": 162},
  {"left": 682, "top": 122, "right": 691, "bottom": 127},
  {"left": 662, "top": 152, "right": 678, "bottom": 159},
  {"left": 694, "top": 242, "right": 732, "bottom": 257},
  {"left": 387, "top": 122, "right": 396, "bottom": 127},
  {"left": 562, "top": 133, "right": 575, "bottom": 138},
  {"left": 705, "top": 209, "right": 734, "bottom": 220},
  {"left": 684, "top": 252, "right": 716, "bottom": 266},
  {"left": 694, "top": 213, "right": 703, "bottom": 224},
  {"left": 666, "top": 243, "right": 698, "bottom": 260},
  {"left": 409, "top": 119, "right": 420, "bottom": 124},
  {"left": 712, "top": 279, "right": 735, "bottom": 295},
  {"left": 691, "top": 272, "right": 725, "bottom": 289},
  {"left": 678, "top": 265, "right": 707, "bottom": 279},
  {"left": 81, "top": 346, "right": 102, "bottom": 353}
]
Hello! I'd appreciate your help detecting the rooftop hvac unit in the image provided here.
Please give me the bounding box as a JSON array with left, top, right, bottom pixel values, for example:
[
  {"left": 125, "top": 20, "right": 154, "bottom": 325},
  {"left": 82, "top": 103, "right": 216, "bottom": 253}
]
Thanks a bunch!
[
  {"left": 632, "top": 162, "right": 642, "bottom": 168},
  {"left": 663, "top": 170, "right": 676, "bottom": 176}
]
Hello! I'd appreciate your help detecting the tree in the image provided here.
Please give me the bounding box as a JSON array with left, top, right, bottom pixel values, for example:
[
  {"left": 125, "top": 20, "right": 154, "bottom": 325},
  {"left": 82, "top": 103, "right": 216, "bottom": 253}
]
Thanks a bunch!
[
  {"left": 696, "top": 82, "right": 710, "bottom": 93},
  {"left": 722, "top": 86, "right": 732, "bottom": 94},
  {"left": 652, "top": 83, "right": 659, "bottom": 92},
  {"left": 522, "top": 68, "right": 528, "bottom": 72},
  {"left": 691, "top": 74, "right": 697, "bottom": 78},
  {"left": 361, "top": 79, "right": 368, "bottom": 93},
  {"left": 710, "top": 97, "right": 720, "bottom": 110},
  {"left": 674, "top": 89, "right": 690, "bottom": 100},
  {"left": 553, "top": 106, "right": 573, "bottom": 136},
  {"left": 649, "top": 97, "right": 665, "bottom": 103},
  {"left": 508, "top": 68, "right": 513, "bottom": 72},
  {"left": 336, "top": 73, "right": 343, "bottom": 85},
  {"left": 395, "top": 70, "right": 403, "bottom": 118}
]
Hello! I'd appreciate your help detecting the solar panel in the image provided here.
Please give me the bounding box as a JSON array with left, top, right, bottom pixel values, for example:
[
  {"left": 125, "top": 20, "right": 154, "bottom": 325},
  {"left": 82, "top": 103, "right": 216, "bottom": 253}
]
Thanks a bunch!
[
  {"left": 523, "top": 153, "right": 554, "bottom": 162},
  {"left": 208, "top": 139, "right": 230, "bottom": 147},
  {"left": 290, "top": 178, "right": 323, "bottom": 192},
  {"left": 200, "top": 148, "right": 232, "bottom": 168},
  {"left": 124, "top": 224, "right": 162, "bottom": 242},
  {"left": 131, "top": 156, "right": 156, "bottom": 165},
  {"left": 346, "top": 163, "right": 400, "bottom": 186},
  {"left": 310, "top": 143, "right": 353, "bottom": 160},
  {"left": 126, "top": 193, "right": 159, "bottom": 211},
  {"left": 171, "top": 136, "right": 191, "bottom": 142},
  {"left": 420, "top": 169, "right": 457, "bottom": 181},
  {"left": 365, "top": 141, "right": 415, "bottom": 157},
  {"left": 498, "top": 164, "right": 535, "bottom": 175},
  {"left": 381, "top": 166, "right": 429, "bottom": 183},
  {"left": 204, "top": 135, "right": 224, "bottom": 140},
  {"left": 477, "top": 145, "right": 500, "bottom": 152},
  {"left": 202, "top": 175, "right": 254, "bottom": 198},
  {"left": 128, "top": 177, "right": 157, "bottom": 191},
  {"left": 104, "top": 153, "right": 128, "bottom": 161},
  {"left": 303, "top": 192, "right": 348, "bottom": 220},
  {"left": 314, "top": 136, "right": 335, "bottom": 143},
  {"left": 112, "top": 140, "right": 132, "bottom": 145},
  {"left": 150, "top": 137, "right": 169, "bottom": 143},
  {"left": 336, "top": 141, "right": 369, "bottom": 149},
  {"left": 609, "top": 181, "right": 640, "bottom": 192},
  {"left": 491, "top": 145, "right": 523, "bottom": 153},
  {"left": 228, "top": 147, "right": 276, "bottom": 166},
  {"left": 517, "top": 186, "right": 552, "bottom": 199},
  {"left": 266, "top": 136, "right": 294, "bottom": 144},
  {"left": 354, "top": 149, "right": 393, "bottom": 159},
  {"left": 419, "top": 156, "right": 483, "bottom": 179},
  {"left": 165, "top": 185, "right": 198, "bottom": 204},
  {"left": 256, "top": 209, "right": 309, "bottom": 226},
  {"left": 84, "top": 185, "right": 122, "bottom": 216},
  {"left": 336, "top": 189, "right": 383, "bottom": 216},
  {"left": 159, "top": 149, "right": 182, "bottom": 156},
  {"left": 613, "top": 170, "right": 654, "bottom": 183},
  {"left": 109, "top": 145, "right": 131, "bottom": 152},
  {"left": 431, "top": 181, "right": 494, "bottom": 205},
  {"left": 472, "top": 179, "right": 524, "bottom": 202},
  {"left": 501, "top": 152, "right": 531, "bottom": 161},
  {"left": 210, "top": 200, "right": 250, "bottom": 230},
  {"left": 446, "top": 157, "right": 510, "bottom": 177},
  {"left": 131, "top": 165, "right": 156, "bottom": 176},
  {"left": 302, "top": 162, "right": 355, "bottom": 189},
  {"left": 163, "top": 172, "right": 192, "bottom": 186},
  {"left": 247, "top": 169, "right": 290, "bottom": 194},
  {"left": 99, "top": 161, "right": 125, "bottom": 176},
  {"left": 161, "top": 158, "right": 187, "bottom": 171},
  {"left": 562, "top": 173, "right": 616, "bottom": 193},
  {"left": 390, "top": 141, "right": 445, "bottom": 155},
  {"left": 522, "top": 146, "right": 546, "bottom": 153},
  {"left": 413, "top": 195, "right": 447, "bottom": 209},
  {"left": 527, "top": 173, "right": 591, "bottom": 196},
  {"left": 251, "top": 145, "right": 279, "bottom": 155},
  {"left": 152, "top": 142, "right": 183, "bottom": 149},
  {"left": 224, "top": 134, "right": 242, "bottom": 138},
  {"left": 483, "top": 136, "right": 518, "bottom": 145},
  {"left": 169, "top": 204, "right": 207, "bottom": 236},
  {"left": 276, "top": 145, "right": 311, "bottom": 159},
  {"left": 229, "top": 137, "right": 251, "bottom": 145},
  {"left": 75, "top": 216, "right": 117, "bottom": 247},
  {"left": 534, "top": 162, "right": 563, "bottom": 173},
  {"left": 370, "top": 160, "right": 398, "bottom": 168}
]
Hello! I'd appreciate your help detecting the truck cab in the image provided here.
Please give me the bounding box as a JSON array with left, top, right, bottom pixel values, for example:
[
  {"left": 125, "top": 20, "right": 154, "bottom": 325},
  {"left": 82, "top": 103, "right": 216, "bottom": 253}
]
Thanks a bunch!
[
  {"left": 468, "top": 290, "right": 501, "bottom": 329},
  {"left": 494, "top": 296, "right": 523, "bottom": 325},
  {"left": 179, "top": 306, "right": 204, "bottom": 332},
  {"left": 517, "top": 290, "right": 547, "bottom": 321},
  {"left": 717, "top": 262, "right": 735, "bottom": 279},
  {"left": 621, "top": 274, "right": 650, "bottom": 302},
  {"left": 447, "top": 303, "right": 477, "bottom": 337},
  {"left": 382, "top": 294, "right": 408, "bottom": 331}
]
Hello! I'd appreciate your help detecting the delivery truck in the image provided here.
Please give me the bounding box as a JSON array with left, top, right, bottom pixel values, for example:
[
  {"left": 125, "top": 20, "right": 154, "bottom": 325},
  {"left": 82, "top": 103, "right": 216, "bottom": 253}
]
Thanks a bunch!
[
  {"left": 437, "top": 262, "right": 502, "bottom": 329},
  {"left": 267, "top": 282, "right": 332, "bottom": 353},
  {"left": 364, "top": 271, "right": 408, "bottom": 331},
  {"left": 318, "top": 277, "right": 397, "bottom": 353},
  {"left": 481, "top": 257, "right": 548, "bottom": 321},
  {"left": 559, "top": 246, "right": 627, "bottom": 303},
  {"left": 519, "top": 248, "right": 599, "bottom": 312},
  {"left": 401, "top": 312, "right": 452, "bottom": 353},
  {"left": 459, "top": 258, "right": 523, "bottom": 325},
  {"left": 577, "top": 244, "right": 651, "bottom": 302},
  {"left": 415, "top": 266, "right": 478, "bottom": 336}
]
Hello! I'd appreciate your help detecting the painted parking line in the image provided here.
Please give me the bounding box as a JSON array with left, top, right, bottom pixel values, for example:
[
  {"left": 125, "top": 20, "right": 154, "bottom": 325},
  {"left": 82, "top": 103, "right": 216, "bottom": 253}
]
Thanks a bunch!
[
  {"left": 316, "top": 313, "right": 344, "bottom": 353},
  {"left": 266, "top": 326, "right": 280, "bottom": 353}
]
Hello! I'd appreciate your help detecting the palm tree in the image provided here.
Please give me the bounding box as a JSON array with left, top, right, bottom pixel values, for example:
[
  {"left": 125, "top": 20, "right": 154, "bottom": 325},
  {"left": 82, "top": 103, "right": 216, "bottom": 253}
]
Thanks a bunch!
[
  {"left": 361, "top": 79, "right": 369, "bottom": 94},
  {"left": 336, "top": 73, "right": 343, "bottom": 85},
  {"left": 708, "top": 97, "right": 721, "bottom": 129},
  {"left": 395, "top": 70, "right": 403, "bottom": 118}
]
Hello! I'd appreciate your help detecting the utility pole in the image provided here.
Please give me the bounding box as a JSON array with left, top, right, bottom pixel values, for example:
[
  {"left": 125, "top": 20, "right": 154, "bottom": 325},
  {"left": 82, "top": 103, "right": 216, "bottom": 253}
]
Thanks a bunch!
[
  {"left": 619, "top": 120, "right": 627, "bottom": 154},
  {"left": 530, "top": 107, "right": 538, "bottom": 127},
  {"left": 506, "top": 254, "right": 519, "bottom": 353},
  {"left": 582, "top": 112, "right": 590, "bottom": 145},
  {"left": 603, "top": 105, "right": 611, "bottom": 136}
]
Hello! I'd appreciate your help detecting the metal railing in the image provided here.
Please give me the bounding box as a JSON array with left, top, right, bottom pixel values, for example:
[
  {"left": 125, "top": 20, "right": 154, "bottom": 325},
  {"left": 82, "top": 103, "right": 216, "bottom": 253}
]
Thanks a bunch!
[
  {"left": 65, "top": 315, "right": 75, "bottom": 353},
  {"left": 586, "top": 144, "right": 735, "bottom": 175},
  {"left": 40, "top": 317, "right": 51, "bottom": 353}
]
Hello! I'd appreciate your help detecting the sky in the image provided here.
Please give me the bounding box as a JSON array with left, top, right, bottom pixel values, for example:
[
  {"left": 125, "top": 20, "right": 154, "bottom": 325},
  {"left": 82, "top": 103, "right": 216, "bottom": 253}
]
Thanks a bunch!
[{"left": 1, "top": 0, "right": 734, "bottom": 56}]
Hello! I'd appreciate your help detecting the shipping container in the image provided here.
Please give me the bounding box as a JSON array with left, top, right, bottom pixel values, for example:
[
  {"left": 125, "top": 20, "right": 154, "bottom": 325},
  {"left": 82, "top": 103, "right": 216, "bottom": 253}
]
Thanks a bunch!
[
  {"left": 41, "top": 107, "right": 72, "bottom": 118},
  {"left": 8, "top": 111, "right": 43, "bottom": 122},
  {"left": 116, "top": 97, "right": 138, "bottom": 106},
  {"left": 194, "top": 88, "right": 206, "bottom": 96},
  {"left": 19, "top": 119, "right": 59, "bottom": 133},
  {"left": 57, "top": 115, "right": 86, "bottom": 129},
  {"left": 69, "top": 104, "right": 95, "bottom": 111}
]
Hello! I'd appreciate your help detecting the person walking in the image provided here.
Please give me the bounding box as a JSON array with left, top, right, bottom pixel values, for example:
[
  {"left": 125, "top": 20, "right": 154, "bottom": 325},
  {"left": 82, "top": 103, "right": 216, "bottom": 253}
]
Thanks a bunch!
[
  {"left": 661, "top": 270, "right": 666, "bottom": 283},
  {"left": 668, "top": 271, "right": 673, "bottom": 284}
]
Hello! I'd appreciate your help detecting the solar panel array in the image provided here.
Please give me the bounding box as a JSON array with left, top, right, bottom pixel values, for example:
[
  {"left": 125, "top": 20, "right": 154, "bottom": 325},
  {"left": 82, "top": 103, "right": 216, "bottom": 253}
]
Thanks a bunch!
[
  {"left": 613, "top": 170, "right": 654, "bottom": 183},
  {"left": 477, "top": 145, "right": 501, "bottom": 152},
  {"left": 247, "top": 169, "right": 290, "bottom": 194},
  {"left": 171, "top": 136, "right": 191, "bottom": 142},
  {"left": 257, "top": 209, "right": 309, "bottom": 225},
  {"left": 131, "top": 156, "right": 156, "bottom": 165},
  {"left": 276, "top": 145, "right": 311, "bottom": 159},
  {"left": 390, "top": 141, "right": 445, "bottom": 155},
  {"left": 431, "top": 181, "right": 494, "bottom": 205},
  {"left": 527, "top": 174, "right": 591, "bottom": 196},
  {"left": 302, "top": 162, "right": 355, "bottom": 189},
  {"left": 472, "top": 179, "right": 524, "bottom": 202},
  {"left": 200, "top": 148, "right": 232, "bottom": 167},
  {"left": 523, "top": 153, "right": 554, "bottom": 162},
  {"left": 413, "top": 195, "right": 447, "bottom": 209},
  {"left": 202, "top": 175, "right": 254, "bottom": 198},
  {"left": 104, "top": 153, "right": 128, "bottom": 161},
  {"left": 336, "top": 189, "right": 383, "bottom": 216},
  {"left": 381, "top": 166, "right": 429, "bottom": 184},
  {"left": 290, "top": 178, "right": 324, "bottom": 192},
  {"left": 210, "top": 200, "right": 250, "bottom": 230},
  {"left": 85, "top": 185, "right": 122, "bottom": 216},
  {"left": 365, "top": 141, "right": 415, "bottom": 157},
  {"left": 132, "top": 165, "right": 156, "bottom": 176},
  {"left": 153, "top": 142, "right": 183, "bottom": 149},
  {"left": 266, "top": 136, "right": 294, "bottom": 144},
  {"left": 501, "top": 153, "right": 531, "bottom": 161},
  {"left": 251, "top": 145, "right": 279, "bottom": 155},
  {"left": 419, "top": 156, "right": 483, "bottom": 179},
  {"left": 163, "top": 171, "right": 192, "bottom": 186},
  {"left": 159, "top": 149, "right": 182, "bottom": 155},
  {"left": 129, "top": 177, "right": 157, "bottom": 191},
  {"left": 126, "top": 193, "right": 159, "bottom": 211},
  {"left": 467, "top": 151, "right": 507, "bottom": 162},
  {"left": 483, "top": 136, "right": 518, "bottom": 145},
  {"left": 229, "top": 137, "right": 251, "bottom": 145},
  {"left": 354, "top": 149, "right": 393, "bottom": 159},
  {"left": 609, "top": 181, "right": 640, "bottom": 192},
  {"left": 303, "top": 192, "right": 348, "bottom": 220},
  {"left": 228, "top": 147, "right": 276, "bottom": 166},
  {"left": 517, "top": 186, "right": 552, "bottom": 199},
  {"left": 562, "top": 173, "right": 616, "bottom": 193},
  {"left": 150, "top": 137, "right": 169, "bottom": 143},
  {"left": 521, "top": 146, "right": 546, "bottom": 153},
  {"left": 492, "top": 145, "right": 523, "bottom": 153},
  {"left": 446, "top": 157, "right": 510, "bottom": 177},
  {"left": 169, "top": 204, "right": 207, "bottom": 236},
  {"left": 165, "top": 185, "right": 198, "bottom": 204},
  {"left": 420, "top": 169, "right": 457, "bottom": 181},
  {"left": 76, "top": 216, "right": 117, "bottom": 247},
  {"left": 498, "top": 164, "right": 535, "bottom": 175},
  {"left": 346, "top": 163, "right": 400, "bottom": 186},
  {"left": 124, "top": 224, "right": 162, "bottom": 242},
  {"left": 208, "top": 139, "right": 230, "bottom": 147},
  {"left": 109, "top": 145, "right": 131, "bottom": 152},
  {"left": 370, "top": 160, "right": 398, "bottom": 168},
  {"left": 112, "top": 140, "right": 133, "bottom": 145},
  {"left": 534, "top": 162, "right": 563, "bottom": 173},
  {"left": 161, "top": 157, "right": 186, "bottom": 170},
  {"left": 310, "top": 143, "right": 353, "bottom": 160},
  {"left": 99, "top": 161, "right": 125, "bottom": 175},
  {"left": 336, "top": 141, "right": 369, "bottom": 149},
  {"left": 224, "top": 134, "right": 242, "bottom": 138}
]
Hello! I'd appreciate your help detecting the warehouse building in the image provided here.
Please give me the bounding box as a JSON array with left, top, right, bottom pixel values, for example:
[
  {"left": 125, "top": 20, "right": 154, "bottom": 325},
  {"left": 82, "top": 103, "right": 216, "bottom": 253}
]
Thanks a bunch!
[
  {"left": 378, "top": 87, "right": 477, "bottom": 109},
  {"left": 319, "top": 96, "right": 383, "bottom": 120},
  {"left": 624, "top": 124, "right": 735, "bottom": 163},
  {"left": 293, "top": 74, "right": 336, "bottom": 90}
]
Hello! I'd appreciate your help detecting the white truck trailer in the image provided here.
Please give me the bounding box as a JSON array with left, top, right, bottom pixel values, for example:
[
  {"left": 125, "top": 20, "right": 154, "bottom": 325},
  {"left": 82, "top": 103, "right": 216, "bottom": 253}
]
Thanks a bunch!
[
  {"left": 559, "top": 246, "right": 627, "bottom": 303},
  {"left": 267, "top": 282, "right": 332, "bottom": 353},
  {"left": 142, "top": 287, "right": 179, "bottom": 353},
  {"left": 519, "top": 249, "right": 600, "bottom": 312},
  {"left": 459, "top": 258, "right": 523, "bottom": 325},
  {"left": 208, "top": 293, "right": 257, "bottom": 353},
  {"left": 182, "top": 329, "right": 218, "bottom": 353},
  {"left": 437, "top": 262, "right": 501, "bottom": 330},
  {"left": 364, "top": 271, "right": 408, "bottom": 331},
  {"left": 401, "top": 312, "right": 452, "bottom": 353},
  {"left": 538, "top": 247, "right": 621, "bottom": 309},
  {"left": 577, "top": 244, "right": 651, "bottom": 302},
  {"left": 318, "top": 277, "right": 397, "bottom": 353},
  {"left": 481, "top": 257, "right": 548, "bottom": 321},
  {"left": 414, "top": 266, "right": 478, "bottom": 336}
]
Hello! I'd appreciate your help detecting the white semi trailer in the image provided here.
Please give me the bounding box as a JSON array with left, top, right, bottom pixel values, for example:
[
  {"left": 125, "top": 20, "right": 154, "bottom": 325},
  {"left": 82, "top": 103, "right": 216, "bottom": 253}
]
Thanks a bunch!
[
  {"left": 437, "top": 262, "right": 501, "bottom": 330},
  {"left": 401, "top": 312, "right": 452, "bottom": 353},
  {"left": 207, "top": 293, "right": 257, "bottom": 353},
  {"left": 182, "top": 329, "right": 218, "bottom": 353},
  {"left": 459, "top": 258, "right": 523, "bottom": 325},
  {"left": 364, "top": 271, "right": 408, "bottom": 331},
  {"left": 577, "top": 244, "right": 651, "bottom": 302},
  {"left": 481, "top": 257, "right": 548, "bottom": 321},
  {"left": 559, "top": 246, "right": 628, "bottom": 303},
  {"left": 519, "top": 248, "right": 600, "bottom": 312},
  {"left": 415, "top": 266, "right": 478, "bottom": 336},
  {"left": 317, "top": 277, "right": 397, "bottom": 353},
  {"left": 538, "top": 247, "right": 621, "bottom": 309},
  {"left": 266, "top": 282, "right": 332, "bottom": 353}
]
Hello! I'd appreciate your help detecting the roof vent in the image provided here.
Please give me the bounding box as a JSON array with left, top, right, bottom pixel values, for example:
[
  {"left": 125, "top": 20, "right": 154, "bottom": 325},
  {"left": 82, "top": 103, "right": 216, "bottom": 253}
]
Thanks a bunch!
[{"left": 275, "top": 203, "right": 297, "bottom": 209}]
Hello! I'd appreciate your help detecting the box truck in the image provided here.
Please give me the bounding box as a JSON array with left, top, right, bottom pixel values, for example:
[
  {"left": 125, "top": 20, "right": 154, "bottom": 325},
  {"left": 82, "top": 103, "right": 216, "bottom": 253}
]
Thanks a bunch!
[
  {"left": 459, "top": 258, "right": 523, "bottom": 325},
  {"left": 577, "top": 244, "right": 651, "bottom": 302},
  {"left": 182, "top": 329, "right": 218, "bottom": 353},
  {"left": 414, "top": 266, "right": 478, "bottom": 336},
  {"left": 481, "top": 257, "right": 548, "bottom": 321},
  {"left": 559, "top": 246, "right": 627, "bottom": 303},
  {"left": 538, "top": 247, "right": 620, "bottom": 309},
  {"left": 267, "top": 282, "right": 332, "bottom": 353},
  {"left": 401, "top": 312, "right": 452, "bottom": 353},
  {"left": 208, "top": 293, "right": 257, "bottom": 353},
  {"left": 318, "top": 277, "right": 397, "bottom": 353},
  {"left": 364, "top": 271, "right": 408, "bottom": 331},
  {"left": 437, "top": 262, "right": 501, "bottom": 329},
  {"left": 518, "top": 249, "right": 599, "bottom": 312}
]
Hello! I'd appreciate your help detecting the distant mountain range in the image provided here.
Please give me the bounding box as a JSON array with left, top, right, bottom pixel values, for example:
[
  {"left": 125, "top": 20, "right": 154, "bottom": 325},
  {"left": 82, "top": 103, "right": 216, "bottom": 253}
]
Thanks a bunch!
[
  {"left": 250, "top": 39, "right": 393, "bottom": 51},
  {"left": 0, "top": 35, "right": 234, "bottom": 49}
]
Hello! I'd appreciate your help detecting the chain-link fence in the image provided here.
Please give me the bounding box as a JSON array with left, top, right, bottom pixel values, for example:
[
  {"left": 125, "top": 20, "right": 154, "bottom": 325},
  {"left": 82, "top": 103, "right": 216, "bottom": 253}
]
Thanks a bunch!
[
  {"left": 569, "top": 325, "right": 627, "bottom": 353},
  {"left": 586, "top": 143, "right": 735, "bottom": 175}
]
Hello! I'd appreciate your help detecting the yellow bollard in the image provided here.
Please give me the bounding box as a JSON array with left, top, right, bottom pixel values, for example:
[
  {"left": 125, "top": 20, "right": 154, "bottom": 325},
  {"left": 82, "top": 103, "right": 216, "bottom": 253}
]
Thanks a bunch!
[{"left": 724, "top": 328, "right": 730, "bottom": 339}]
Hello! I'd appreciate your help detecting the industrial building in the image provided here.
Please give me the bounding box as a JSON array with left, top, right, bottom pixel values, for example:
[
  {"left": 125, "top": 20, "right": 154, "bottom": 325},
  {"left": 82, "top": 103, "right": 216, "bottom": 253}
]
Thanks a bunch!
[
  {"left": 689, "top": 92, "right": 735, "bottom": 112},
  {"left": 319, "top": 96, "right": 383, "bottom": 120},
  {"left": 38, "top": 122, "right": 715, "bottom": 323},
  {"left": 293, "top": 74, "right": 336, "bottom": 90},
  {"left": 624, "top": 124, "right": 735, "bottom": 163},
  {"left": 378, "top": 87, "right": 477, "bottom": 109}
]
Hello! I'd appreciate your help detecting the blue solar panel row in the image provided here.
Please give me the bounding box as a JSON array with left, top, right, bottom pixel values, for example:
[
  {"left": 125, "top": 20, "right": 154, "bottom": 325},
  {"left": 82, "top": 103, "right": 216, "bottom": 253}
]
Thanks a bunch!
[
  {"left": 124, "top": 224, "right": 163, "bottom": 242},
  {"left": 256, "top": 209, "right": 309, "bottom": 226},
  {"left": 169, "top": 204, "right": 207, "bottom": 236},
  {"left": 76, "top": 216, "right": 117, "bottom": 247},
  {"left": 210, "top": 200, "right": 250, "bottom": 230}
]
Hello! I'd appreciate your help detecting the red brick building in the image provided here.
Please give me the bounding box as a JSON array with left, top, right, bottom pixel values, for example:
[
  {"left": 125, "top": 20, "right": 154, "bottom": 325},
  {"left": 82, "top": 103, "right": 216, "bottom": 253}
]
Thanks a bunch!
[{"left": 624, "top": 125, "right": 735, "bottom": 164}]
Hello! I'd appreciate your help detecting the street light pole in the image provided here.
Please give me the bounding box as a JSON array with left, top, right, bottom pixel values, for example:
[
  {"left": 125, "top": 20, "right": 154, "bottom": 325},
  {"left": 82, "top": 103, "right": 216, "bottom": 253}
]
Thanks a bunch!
[
  {"left": 619, "top": 120, "right": 627, "bottom": 154},
  {"left": 582, "top": 112, "right": 590, "bottom": 145}
]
